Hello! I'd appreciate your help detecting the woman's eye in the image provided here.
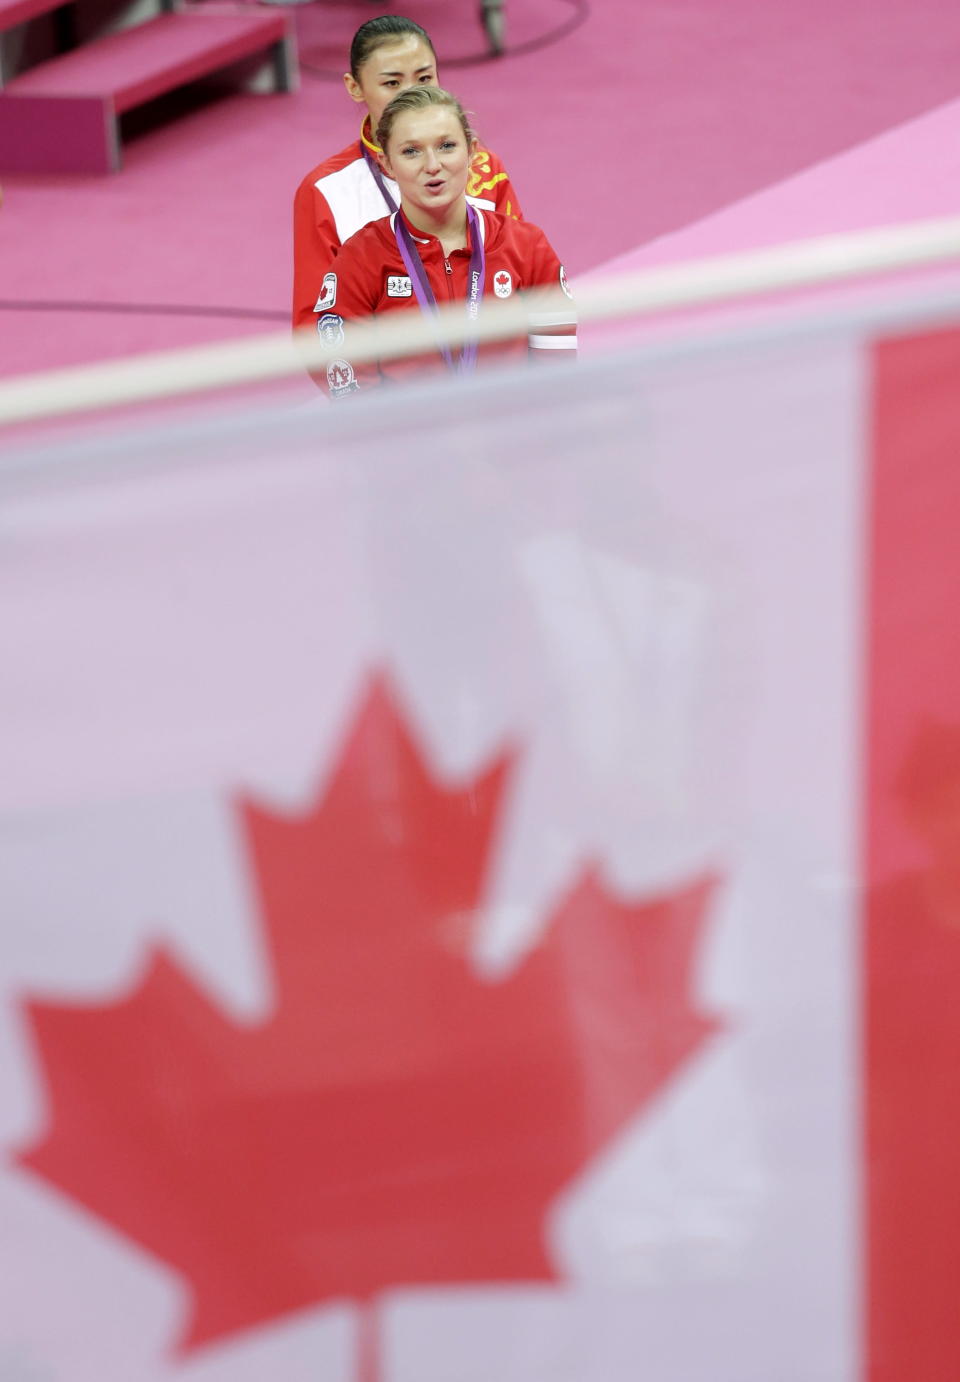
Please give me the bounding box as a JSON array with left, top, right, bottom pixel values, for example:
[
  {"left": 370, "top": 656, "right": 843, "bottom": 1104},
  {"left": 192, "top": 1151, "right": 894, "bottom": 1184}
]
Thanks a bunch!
[
  {"left": 401, "top": 147, "right": 418, "bottom": 157},
  {"left": 418, "top": 74, "right": 434, "bottom": 83},
  {"left": 440, "top": 141, "right": 456, "bottom": 150}
]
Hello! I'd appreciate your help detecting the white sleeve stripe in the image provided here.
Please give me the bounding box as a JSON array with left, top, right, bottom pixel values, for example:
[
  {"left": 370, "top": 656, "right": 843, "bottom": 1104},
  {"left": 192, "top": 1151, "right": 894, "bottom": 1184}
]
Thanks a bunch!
[{"left": 529, "top": 334, "right": 578, "bottom": 350}]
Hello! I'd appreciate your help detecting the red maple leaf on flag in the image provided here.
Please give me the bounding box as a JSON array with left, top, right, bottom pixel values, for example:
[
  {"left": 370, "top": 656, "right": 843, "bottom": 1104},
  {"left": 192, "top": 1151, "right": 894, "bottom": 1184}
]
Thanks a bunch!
[
  {"left": 495, "top": 272, "right": 509, "bottom": 287},
  {"left": 14, "top": 678, "right": 722, "bottom": 1362}
]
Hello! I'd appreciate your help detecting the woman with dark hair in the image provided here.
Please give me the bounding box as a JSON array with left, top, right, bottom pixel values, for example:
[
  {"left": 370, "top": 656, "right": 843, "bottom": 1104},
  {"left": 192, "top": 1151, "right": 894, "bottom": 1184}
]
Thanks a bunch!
[
  {"left": 292, "top": 15, "right": 521, "bottom": 334},
  {"left": 319, "top": 86, "right": 574, "bottom": 397}
]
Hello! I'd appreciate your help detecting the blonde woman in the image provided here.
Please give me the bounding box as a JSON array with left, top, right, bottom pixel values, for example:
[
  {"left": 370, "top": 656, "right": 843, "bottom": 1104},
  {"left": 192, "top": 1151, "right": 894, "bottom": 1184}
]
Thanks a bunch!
[{"left": 320, "top": 86, "right": 574, "bottom": 397}]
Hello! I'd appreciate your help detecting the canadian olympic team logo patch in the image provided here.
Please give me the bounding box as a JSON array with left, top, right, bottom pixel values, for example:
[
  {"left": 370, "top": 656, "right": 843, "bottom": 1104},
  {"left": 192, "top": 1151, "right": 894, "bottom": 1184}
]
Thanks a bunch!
[
  {"left": 494, "top": 271, "right": 513, "bottom": 299},
  {"left": 314, "top": 273, "right": 337, "bottom": 312},
  {"left": 326, "top": 359, "right": 358, "bottom": 397},
  {"left": 317, "top": 313, "right": 344, "bottom": 346},
  {"left": 559, "top": 265, "right": 572, "bottom": 299}
]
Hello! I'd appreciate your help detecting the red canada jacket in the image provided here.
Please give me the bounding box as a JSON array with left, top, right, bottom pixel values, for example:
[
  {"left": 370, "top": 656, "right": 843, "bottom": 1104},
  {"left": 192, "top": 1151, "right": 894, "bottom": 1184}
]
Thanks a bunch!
[{"left": 317, "top": 207, "right": 576, "bottom": 397}]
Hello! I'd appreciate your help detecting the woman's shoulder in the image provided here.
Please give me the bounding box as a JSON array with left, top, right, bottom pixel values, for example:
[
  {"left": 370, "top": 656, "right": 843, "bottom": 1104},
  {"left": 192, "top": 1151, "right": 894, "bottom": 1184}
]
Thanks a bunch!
[
  {"left": 466, "top": 139, "right": 521, "bottom": 216},
  {"left": 294, "top": 139, "right": 365, "bottom": 198},
  {"left": 479, "top": 209, "right": 553, "bottom": 250},
  {"left": 468, "top": 139, "right": 510, "bottom": 183},
  {"left": 338, "top": 213, "right": 396, "bottom": 258},
  {"left": 479, "top": 212, "right": 570, "bottom": 297}
]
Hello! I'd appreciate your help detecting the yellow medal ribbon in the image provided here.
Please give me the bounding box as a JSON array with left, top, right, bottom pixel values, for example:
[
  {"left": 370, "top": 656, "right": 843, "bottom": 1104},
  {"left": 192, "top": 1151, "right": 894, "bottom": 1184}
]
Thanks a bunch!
[{"left": 360, "top": 116, "right": 382, "bottom": 157}]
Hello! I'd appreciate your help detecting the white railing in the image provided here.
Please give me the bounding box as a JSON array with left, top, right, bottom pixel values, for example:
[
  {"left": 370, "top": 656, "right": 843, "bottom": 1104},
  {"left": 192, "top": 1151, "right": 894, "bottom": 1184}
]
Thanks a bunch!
[{"left": 1, "top": 216, "right": 959, "bottom": 427}]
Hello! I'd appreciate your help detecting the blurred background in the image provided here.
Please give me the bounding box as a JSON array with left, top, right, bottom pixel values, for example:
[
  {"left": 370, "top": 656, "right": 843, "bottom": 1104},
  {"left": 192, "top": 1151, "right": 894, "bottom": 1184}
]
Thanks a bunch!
[{"left": 2, "top": 5, "right": 960, "bottom": 1382}]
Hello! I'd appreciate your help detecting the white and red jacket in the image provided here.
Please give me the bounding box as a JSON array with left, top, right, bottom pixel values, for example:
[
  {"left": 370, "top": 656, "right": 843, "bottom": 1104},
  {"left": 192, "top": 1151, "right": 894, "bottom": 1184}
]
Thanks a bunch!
[
  {"left": 293, "top": 123, "right": 522, "bottom": 333},
  {"left": 317, "top": 207, "right": 576, "bottom": 397}
]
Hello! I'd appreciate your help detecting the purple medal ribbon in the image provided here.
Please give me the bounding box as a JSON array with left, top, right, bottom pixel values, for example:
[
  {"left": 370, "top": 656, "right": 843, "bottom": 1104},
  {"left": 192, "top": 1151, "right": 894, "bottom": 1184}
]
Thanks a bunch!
[
  {"left": 392, "top": 203, "right": 485, "bottom": 375},
  {"left": 362, "top": 143, "right": 399, "bottom": 214}
]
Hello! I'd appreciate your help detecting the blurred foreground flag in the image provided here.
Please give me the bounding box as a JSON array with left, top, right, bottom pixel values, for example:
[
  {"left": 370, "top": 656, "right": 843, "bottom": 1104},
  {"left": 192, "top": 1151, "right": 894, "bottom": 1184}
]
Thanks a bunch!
[{"left": 1, "top": 316, "right": 959, "bottom": 1382}]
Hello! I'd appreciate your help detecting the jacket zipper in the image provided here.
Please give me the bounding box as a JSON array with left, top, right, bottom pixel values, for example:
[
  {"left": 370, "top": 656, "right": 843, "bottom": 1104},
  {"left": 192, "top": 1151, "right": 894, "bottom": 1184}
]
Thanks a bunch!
[{"left": 442, "top": 257, "right": 457, "bottom": 303}]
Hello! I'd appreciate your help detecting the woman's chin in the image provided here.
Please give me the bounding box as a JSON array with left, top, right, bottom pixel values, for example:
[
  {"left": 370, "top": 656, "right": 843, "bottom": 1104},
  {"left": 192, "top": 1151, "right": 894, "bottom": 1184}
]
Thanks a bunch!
[{"left": 409, "top": 195, "right": 454, "bottom": 218}]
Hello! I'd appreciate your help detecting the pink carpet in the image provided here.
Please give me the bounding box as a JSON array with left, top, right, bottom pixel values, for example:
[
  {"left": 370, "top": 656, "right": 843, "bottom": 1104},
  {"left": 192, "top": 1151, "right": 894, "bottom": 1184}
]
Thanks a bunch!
[{"left": 2, "top": 0, "right": 960, "bottom": 381}]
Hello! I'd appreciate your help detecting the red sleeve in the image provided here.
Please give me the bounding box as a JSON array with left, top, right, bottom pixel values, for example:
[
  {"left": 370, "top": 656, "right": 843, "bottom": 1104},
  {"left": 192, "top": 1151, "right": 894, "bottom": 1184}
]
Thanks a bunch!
[
  {"left": 316, "top": 238, "right": 384, "bottom": 399},
  {"left": 467, "top": 144, "right": 523, "bottom": 221},
  {"left": 292, "top": 169, "right": 341, "bottom": 333},
  {"left": 523, "top": 226, "right": 577, "bottom": 362}
]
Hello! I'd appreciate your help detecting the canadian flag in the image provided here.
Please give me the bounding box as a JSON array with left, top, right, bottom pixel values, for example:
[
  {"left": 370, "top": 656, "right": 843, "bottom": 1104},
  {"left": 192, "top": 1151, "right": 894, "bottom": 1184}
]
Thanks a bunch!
[{"left": 1, "top": 316, "right": 958, "bottom": 1382}]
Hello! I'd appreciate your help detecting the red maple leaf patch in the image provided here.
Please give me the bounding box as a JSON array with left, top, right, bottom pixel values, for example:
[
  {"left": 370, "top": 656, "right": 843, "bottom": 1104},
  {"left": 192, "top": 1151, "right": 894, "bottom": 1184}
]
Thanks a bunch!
[{"left": 15, "top": 678, "right": 722, "bottom": 1353}]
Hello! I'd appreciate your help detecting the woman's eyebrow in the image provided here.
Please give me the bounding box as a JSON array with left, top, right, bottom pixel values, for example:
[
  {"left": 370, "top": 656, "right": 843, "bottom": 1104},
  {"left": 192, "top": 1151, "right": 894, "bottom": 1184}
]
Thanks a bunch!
[{"left": 377, "top": 63, "right": 434, "bottom": 78}]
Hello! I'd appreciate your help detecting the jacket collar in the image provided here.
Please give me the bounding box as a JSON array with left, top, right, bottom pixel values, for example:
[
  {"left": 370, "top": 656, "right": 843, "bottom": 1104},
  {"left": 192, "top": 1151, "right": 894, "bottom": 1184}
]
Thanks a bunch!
[{"left": 394, "top": 205, "right": 484, "bottom": 250}]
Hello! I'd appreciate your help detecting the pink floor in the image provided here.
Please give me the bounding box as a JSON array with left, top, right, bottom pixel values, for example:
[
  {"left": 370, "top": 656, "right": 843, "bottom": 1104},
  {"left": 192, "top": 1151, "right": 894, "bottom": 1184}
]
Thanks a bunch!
[{"left": 2, "top": 0, "right": 960, "bottom": 384}]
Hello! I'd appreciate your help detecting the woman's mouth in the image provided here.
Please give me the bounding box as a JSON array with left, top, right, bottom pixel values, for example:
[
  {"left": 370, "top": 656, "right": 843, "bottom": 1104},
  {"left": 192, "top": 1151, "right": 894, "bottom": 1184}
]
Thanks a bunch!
[{"left": 424, "top": 179, "right": 445, "bottom": 193}]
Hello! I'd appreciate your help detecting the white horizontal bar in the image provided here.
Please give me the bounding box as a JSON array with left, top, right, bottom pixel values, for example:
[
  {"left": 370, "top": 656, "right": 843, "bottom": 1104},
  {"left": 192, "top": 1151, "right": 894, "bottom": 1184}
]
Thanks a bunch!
[
  {"left": 529, "top": 334, "right": 578, "bottom": 349},
  {"left": 0, "top": 215, "right": 958, "bottom": 427}
]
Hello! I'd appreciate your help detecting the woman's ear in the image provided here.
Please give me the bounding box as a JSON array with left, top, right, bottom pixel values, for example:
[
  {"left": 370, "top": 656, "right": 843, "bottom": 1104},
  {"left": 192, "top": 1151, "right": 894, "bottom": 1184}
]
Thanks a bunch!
[{"left": 343, "top": 71, "right": 364, "bottom": 105}]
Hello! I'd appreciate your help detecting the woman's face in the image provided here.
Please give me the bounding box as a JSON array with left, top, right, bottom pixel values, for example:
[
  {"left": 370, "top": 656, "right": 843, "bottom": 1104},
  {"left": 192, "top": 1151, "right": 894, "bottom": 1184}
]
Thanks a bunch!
[
  {"left": 382, "top": 107, "right": 472, "bottom": 220},
  {"left": 345, "top": 35, "right": 438, "bottom": 137}
]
